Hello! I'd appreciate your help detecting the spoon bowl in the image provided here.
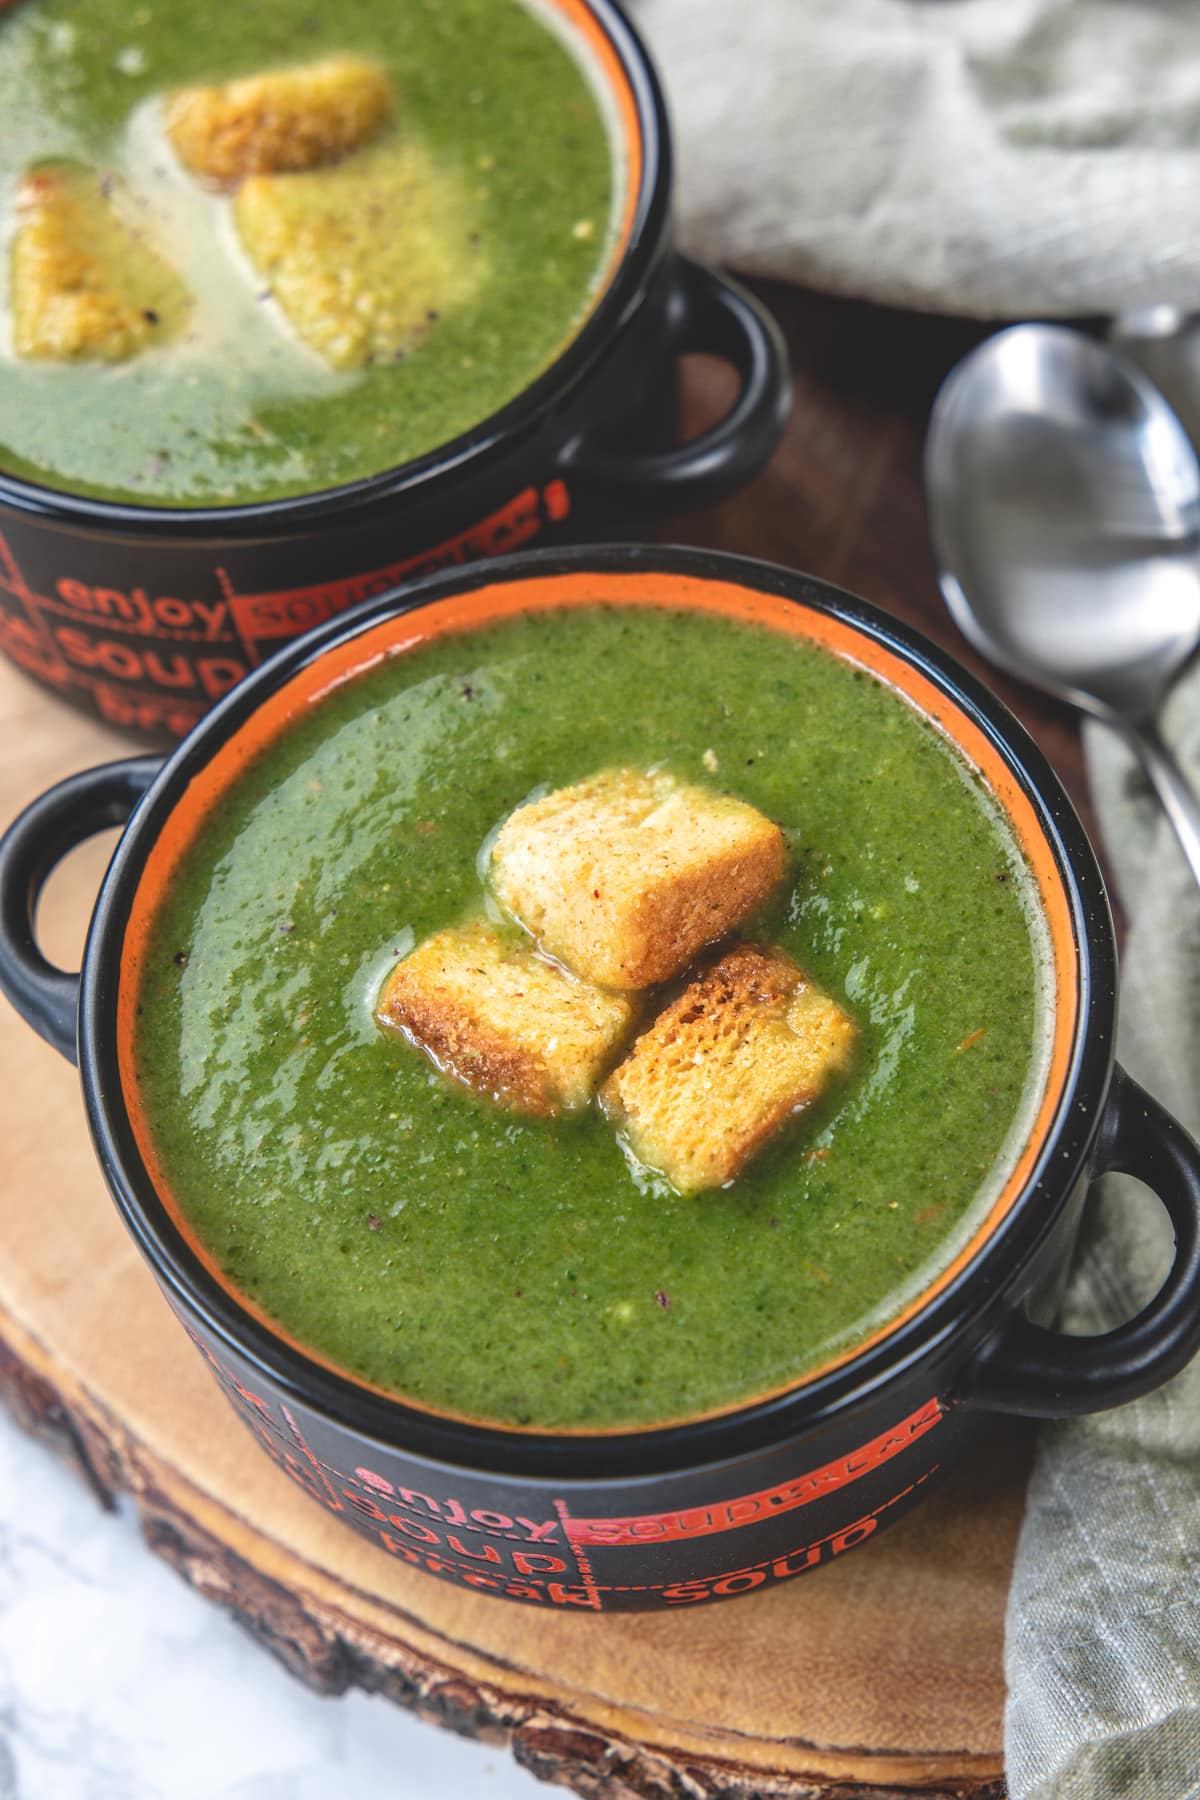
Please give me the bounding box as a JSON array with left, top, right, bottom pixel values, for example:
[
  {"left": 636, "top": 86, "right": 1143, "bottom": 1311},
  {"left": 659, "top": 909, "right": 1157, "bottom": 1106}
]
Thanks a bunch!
[{"left": 926, "top": 323, "right": 1200, "bottom": 725}]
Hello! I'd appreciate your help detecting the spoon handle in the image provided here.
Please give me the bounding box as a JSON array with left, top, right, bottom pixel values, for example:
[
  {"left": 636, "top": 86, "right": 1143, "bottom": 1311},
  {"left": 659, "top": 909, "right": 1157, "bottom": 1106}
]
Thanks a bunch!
[{"left": 1130, "top": 719, "right": 1200, "bottom": 892}]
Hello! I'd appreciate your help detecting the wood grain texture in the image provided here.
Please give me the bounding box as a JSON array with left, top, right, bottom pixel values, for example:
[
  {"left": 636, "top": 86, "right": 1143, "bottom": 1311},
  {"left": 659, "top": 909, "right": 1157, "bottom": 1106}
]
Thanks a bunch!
[{"left": 0, "top": 283, "right": 1097, "bottom": 1798}]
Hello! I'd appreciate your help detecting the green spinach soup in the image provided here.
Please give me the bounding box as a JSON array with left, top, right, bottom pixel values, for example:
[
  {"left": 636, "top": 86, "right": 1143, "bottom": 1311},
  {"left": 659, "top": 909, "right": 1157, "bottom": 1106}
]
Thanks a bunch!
[
  {"left": 0, "top": 0, "right": 618, "bottom": 506},
  {"left": 129, "top": 601, "right": 1054, "bottom": 1431}
]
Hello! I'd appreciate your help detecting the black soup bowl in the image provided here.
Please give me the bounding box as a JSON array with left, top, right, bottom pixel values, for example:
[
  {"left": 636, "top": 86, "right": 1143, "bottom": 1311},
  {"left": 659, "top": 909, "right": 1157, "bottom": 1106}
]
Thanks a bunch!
[
  {"left": 0, "top": 0, "right": 789, "bottom": 743},
  {"left": 2, "top": 546, "right": 1200, "bottom": 1615}
]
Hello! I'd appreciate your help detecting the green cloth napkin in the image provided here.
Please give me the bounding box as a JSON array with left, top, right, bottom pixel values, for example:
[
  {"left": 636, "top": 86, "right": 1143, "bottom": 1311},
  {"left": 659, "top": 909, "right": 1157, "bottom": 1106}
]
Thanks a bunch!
[{"left": 1005, "top": 669, "right": 1200, "bottom": 1797}]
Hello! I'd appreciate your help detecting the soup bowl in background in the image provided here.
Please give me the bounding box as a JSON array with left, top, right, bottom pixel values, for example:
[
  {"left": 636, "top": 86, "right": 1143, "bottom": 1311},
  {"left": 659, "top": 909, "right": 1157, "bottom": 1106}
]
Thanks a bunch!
[
  {"left": 0, "top": 0, "right": 790, "bottom": 743},
  {"left": 2, "top": 545, "right": 1199, "bottom": 1614}
]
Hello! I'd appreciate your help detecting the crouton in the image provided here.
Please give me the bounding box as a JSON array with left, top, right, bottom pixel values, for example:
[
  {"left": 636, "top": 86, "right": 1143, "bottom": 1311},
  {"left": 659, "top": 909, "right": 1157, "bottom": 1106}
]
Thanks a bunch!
[
  {"left": 234, "top": 137, "right": 483, "bottom": 368},
  {"left": 10, "top": 162, "right": 190, "bottom": 363},
  {"left": 375, "top": 919, "right": 635, "bottom": 1118},
  {"left": 490, "top": 769, "right": 787, "bottom": 991},
  {"left": 165, "top": 55, "right": 393, "bottom": 186},
  {"left": 601, "top": 943, "right": 857, "bottom": 1194}
]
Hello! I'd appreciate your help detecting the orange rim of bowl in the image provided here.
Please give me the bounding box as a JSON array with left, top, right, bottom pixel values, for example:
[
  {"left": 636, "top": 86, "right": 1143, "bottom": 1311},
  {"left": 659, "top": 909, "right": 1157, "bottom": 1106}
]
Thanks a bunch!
[
  {"left": 546, "top": 0, "right": 644, "bottom": 331},
  {"left": 117, "top": 569, "right": 1080, "bottom": 1435}
]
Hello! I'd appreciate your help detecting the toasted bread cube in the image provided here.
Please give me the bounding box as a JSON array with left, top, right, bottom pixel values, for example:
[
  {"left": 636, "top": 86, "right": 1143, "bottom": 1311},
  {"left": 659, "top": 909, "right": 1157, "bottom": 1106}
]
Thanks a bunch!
[
  {"left": 11, "top": 163, "right": 189, "bottom": 362},
  {"left": 601, "top": 943, "right": 857, "bottom": 1194},
  {"left": 491, "top": 769, "right": 787, "bottom": 991},
  {"left": 234, "top": 137, "right": 483, "bottom": 368},
  {"left": 376, "top": 920, "right": 635, "bottom": 1118},
  {"left": 165, "top": 56, "right": 393, "bottom": 185}
]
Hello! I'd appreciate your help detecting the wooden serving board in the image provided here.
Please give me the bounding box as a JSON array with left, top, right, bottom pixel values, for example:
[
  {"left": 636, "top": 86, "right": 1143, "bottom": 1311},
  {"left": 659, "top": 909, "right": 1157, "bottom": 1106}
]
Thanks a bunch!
[{"left": 0, "top": 286, "right": 1085, "bottom": 1799}]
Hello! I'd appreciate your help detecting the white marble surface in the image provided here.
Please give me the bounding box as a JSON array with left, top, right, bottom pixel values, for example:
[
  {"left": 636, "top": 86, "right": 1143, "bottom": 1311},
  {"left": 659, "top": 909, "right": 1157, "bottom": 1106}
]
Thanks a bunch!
[{"left": 0, "top": 1409, "right": 549, "bottom": 1800}]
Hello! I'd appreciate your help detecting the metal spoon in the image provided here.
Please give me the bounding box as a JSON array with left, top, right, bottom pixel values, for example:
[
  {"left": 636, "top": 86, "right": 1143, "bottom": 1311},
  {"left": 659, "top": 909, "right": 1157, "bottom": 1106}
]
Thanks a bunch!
[{"left": 925, "top": 321, "right": 1200, "bottom": 888}]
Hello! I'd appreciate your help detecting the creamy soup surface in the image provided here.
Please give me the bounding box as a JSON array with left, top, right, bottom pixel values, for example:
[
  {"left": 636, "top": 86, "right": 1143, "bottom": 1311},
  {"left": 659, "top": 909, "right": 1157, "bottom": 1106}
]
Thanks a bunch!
[
  {"left": 130, "top": 603, "right": 1053, "bottom": 1431},
  {"left": 0, "top": 0, "right": 618, "bottom": 506}
]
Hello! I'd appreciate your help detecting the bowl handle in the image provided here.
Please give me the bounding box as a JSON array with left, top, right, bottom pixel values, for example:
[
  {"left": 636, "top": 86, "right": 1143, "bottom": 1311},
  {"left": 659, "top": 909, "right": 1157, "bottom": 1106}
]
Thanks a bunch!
[
  {"left": 0, "top": 758, "right": 161, "bottom": 1066},
  {"left": 563, "top": 255, "right": 792, "bottom": 511},
  {"left": 959, "top": 1066, "right": 1200, "bottom": 1416}
]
